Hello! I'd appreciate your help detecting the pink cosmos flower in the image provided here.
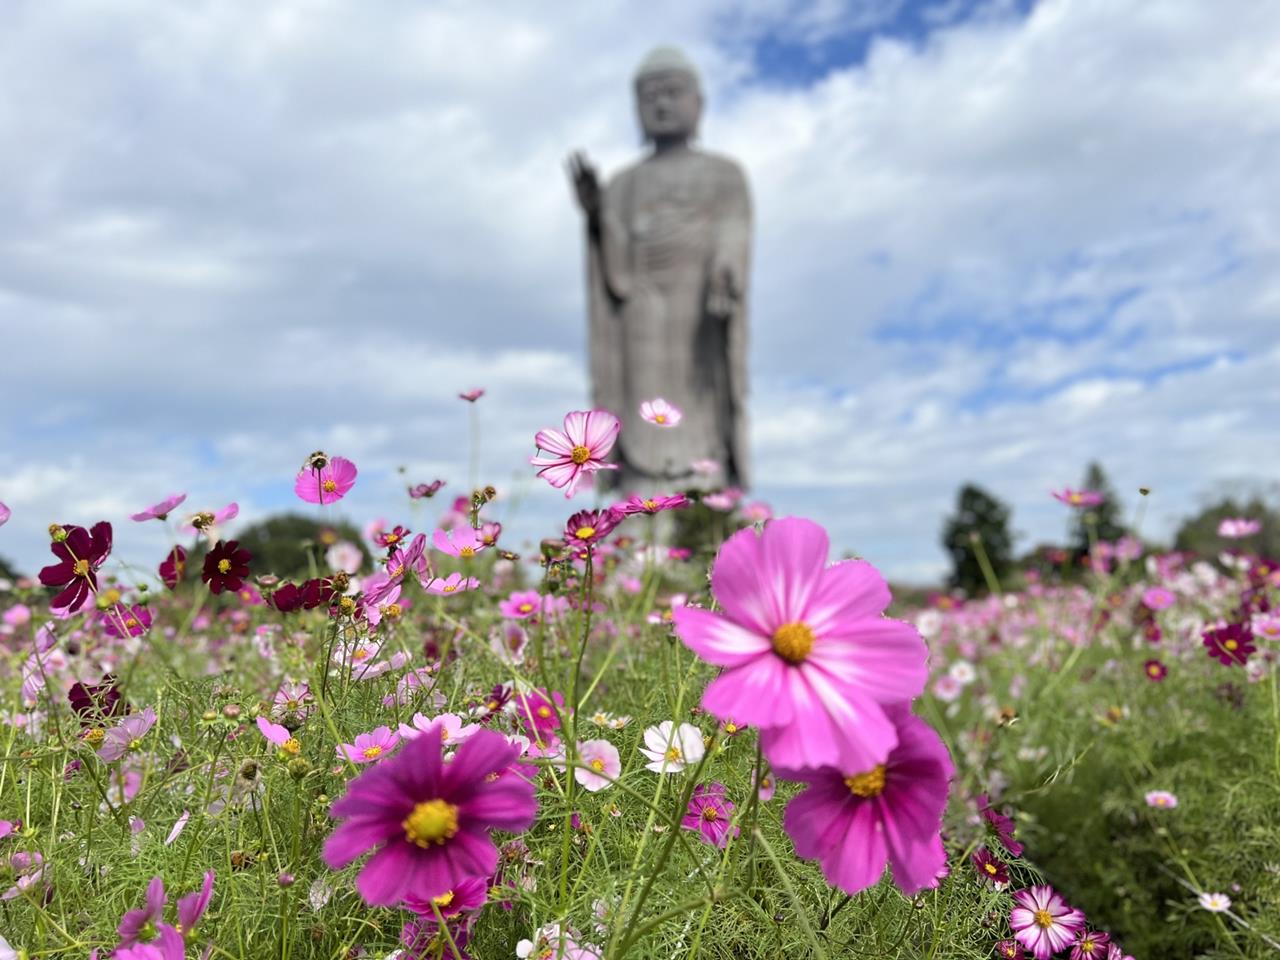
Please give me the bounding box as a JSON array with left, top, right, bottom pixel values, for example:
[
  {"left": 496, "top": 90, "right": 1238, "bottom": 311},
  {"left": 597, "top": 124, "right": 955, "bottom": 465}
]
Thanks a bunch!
[
  {"left": 1141, "top": 587, "right": 1175, "bottom": 611},
  {"left": 501, "top": 590, "right": 545, "bottom": 620},
  {"left": 515, "top": 689, "right": 564, "bottom": 742},
  {"left": 480, "top": 521, "right": 502, "bottom": 547},
  {"left": 98, "top": 708, "right": 157, "bottom": 762},
  {"left": 574, "top": 740, "right": 621, "bottom": 792},
  {"left": 421, "top": 572, "right": 481, "bottom": 596},
  {"left": 459, "top": 388, "right": 485, "bottom": 402},
  {"left": 408, "top": 480, "right": 446, "bottom": 499},
  {"left": 672, "top": 517, "right": 927, "bottom": 772},
  {"left": 39, "top": 522, "right": 113, "bottom": 614},
  {"left": 530, "top": 410, "right": 620, "bottom": 498},
  {"left": 780, "top": 704, "right": 952, "bottom": 896},
  {"left": 101, "top": 603, "right": 152, "bottom": 639},
  {"left": 323, "top": 728, "right": 537, "bottom": 906},
  {"left": 177, "top": 502, "right": 238, "bottom": 537},
  {"left": 398, "top": 712, "right": 481, "bottom": 747},
  {"left": 130, "top": 493, "right": 188, "bottom": 522},
  {"left": 564, "top": 509, "right": 617, "bottom": 549},
  {"left": 1009, "top": 885, "right": 1086, "bottom": 959},
  {"left": 682, "top": 783, "right": 737, "bottom": 849},
  {"left": 1218, "top": 517, "right": 1261, "bottom": 538},
  {"left": 1144, "top": 790, "right": 1177, "bottom": 808},
  {"left": 742, "top": 501, "right": 773, "bottom": 523},
  {"left": 256, "top": 717, "right": 301, "bottom": 755},
  {"left": 1052, "top": 488, "right": 1104, "bottom": 508},
  {"left": 433, "top": 526, "right": 487, "bottom": 558},
  {"left": 609, "top": 493, "right": 689, "bottom": 519},
  {"left": 0, "top": 502, "right": 9, "bottom": 527},
  {"left": 295, "top": 456, "right": 358, "bottom": 505},
  {"left": 337, "top": 726, "right": 401, "bottom": 764},
  {"left": 639, "top": 398, "right": 682, "bottom": 427},
  {"left": 702, "top": 487, "right": 742, "bottom": 512}
]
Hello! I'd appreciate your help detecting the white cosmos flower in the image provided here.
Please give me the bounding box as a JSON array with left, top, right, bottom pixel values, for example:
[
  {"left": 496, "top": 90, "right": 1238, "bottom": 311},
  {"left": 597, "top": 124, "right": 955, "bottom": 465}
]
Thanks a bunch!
[{"left": 639, "top": 721, "right": 704, "bottom": 774}]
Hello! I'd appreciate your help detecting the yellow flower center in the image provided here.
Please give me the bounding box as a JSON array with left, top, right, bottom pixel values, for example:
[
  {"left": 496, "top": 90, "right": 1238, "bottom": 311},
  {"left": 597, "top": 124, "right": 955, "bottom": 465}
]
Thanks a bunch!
[
  {"left": 1033, "top": 908, "right": 1055, "bottom": 929},
  {"left": 384, "top": 603, "right": 403, "bottom": 618},
  {"left": 702, "top": 806, "right": 719, "bottom": 821},
  {"left": 362, "top": 745, "right": 383, "bottom": 760},
  {"left": 286, "top": 699, "right": 299, "bottom": 710},
  {"left": 282, "top": 738, "right": 301, "bottom": 755},
  {"left": 386, "top": 533, "right": 400, "bottom": 544},
  {"left": 456, "top": 547, "right": 475, "bottom": 560},
  {"left": 643, "top": 499, "right": 658, "bottom": 510},
  {"left": 128, "top": 738, "right": 142, "bottom": 751},
  {"left": 354, "top": 647, "right": 372, "bottom": 661},
  {"left": 125, "top": 617, "right": 139, "bottom": 629},
  {"left": 1224, "top": 639, "right": 1238, "bottom": 651},
  {"left": 322, "top": 479, "right": 337, "bottom": 492},
  {"left": 1069, "top": 493, "right": 1082, "bottom": 504},
  {"left": 1079, "top": 940, "right": 1097, "bottom": 955},
  {"left": 443, "top": 584, "right": 457, "bottom": 593},
  {"left": 433, "top": 890, "right": 454, "bottom": 908},
  {"left": 519, "top": 603, "right": 534, "bottom": 613},
  {"left": 654, "top": 414, "right": 666, "bottom": 423},
  {"left": 102, "top": 588, "right": 121, "bottom": 605},
  {"left": 217, "top": 558, "right": 232, "bottom": 574},
  {"left": 724, "top": 722, "right": 738, "bottom": 734},
  {"left": 575, "top": 526, "right": 596, "bottom": 540},
  {"left": 85, "top": 728, "right": 105, "bottom": 746},
  {"left": 402, "top": 799, "right": 459, "bottom": 847},
  {"left": 664, "top": 746, "right": 682, "bottom": 762},
  {"left": 984, "top": 863, "right": 998, "bottom": 875},
  {"left": 73, "top": 559, "right": 91, "bottom": 577},
  {"left": 771, "top": 622, "right": 815, "bottom": 664},
  {"left": 536, "top": 706, "right": 551, "bottom": 719},
  {"left": 590, "top": 758, "right": 605, "bottom": 772},
  {"left": 570, "top": 445, "right": 591, "bottom": 465},
  {"left": 440, "top": 727, "right": 451, "bottom": 741},
  {"left": 844, "top": 764, "right": 887, "bottom": 798}
]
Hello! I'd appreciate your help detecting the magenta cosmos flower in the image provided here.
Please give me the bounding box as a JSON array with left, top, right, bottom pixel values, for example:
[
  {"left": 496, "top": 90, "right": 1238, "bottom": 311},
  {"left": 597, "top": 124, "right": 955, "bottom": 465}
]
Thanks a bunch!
[
  {"left": 530, "top": 410, "right": 620, "bottom": 498},
  {"left": 682, "top": 783, "right": 738, "bottom": 849},
  {"left": 39, "top": 522, "right": 113, "bottom": 613},
  {"left": 1202, "top": 623, "right": 1255, "bottom": 665},
  {"left": 1141, "top": 586, "right": 1175, "bottom": 610},
  {"left": 295, "top": 454, "right": 358, "bottom": 505},
  {"left": 1009, "top": 885, "right": 1086, "bottom": 960},
  {"left": 323, "top": 728, "right": 537, "bottom": 906},
  {"left": 1052, "top": 488, "right": 1104, "bottom": 508},
  {"left": 0, "top": 502, "right": 9, "bottom": 527},
  {"left": 672, "top": 517, "right": 927, "bottom": 771},
  {"left": 130, "top": 493, "right": 187, "bottom": 522},
  {"left": 639, "top": 397, "right": 682, "bottom": 427},
  {"left": 610, "top": 493, "right": 689, "bottom": 519},
  {"left": 564, "top": 509, "right": 617, "bottom": 549},
  {"left": 779, "top": 704, "right": 952, "bottom": 896},
  {"left": 500, "top": 589, "right": 545, "bottom": 620}
]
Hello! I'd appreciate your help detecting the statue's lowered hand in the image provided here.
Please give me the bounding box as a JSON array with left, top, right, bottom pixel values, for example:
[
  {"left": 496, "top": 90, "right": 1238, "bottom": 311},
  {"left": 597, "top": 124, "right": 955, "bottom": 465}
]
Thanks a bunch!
[
  {"left": 567, "top": 150, "right": 602, "bottom": 219},
  {"left": 706, "top": 260, "right": 739, "bottom": 318}
]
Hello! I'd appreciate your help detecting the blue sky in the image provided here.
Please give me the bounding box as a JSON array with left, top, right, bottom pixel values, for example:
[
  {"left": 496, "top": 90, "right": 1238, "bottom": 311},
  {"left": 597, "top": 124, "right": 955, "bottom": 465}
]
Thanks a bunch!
[{"left": 1, "top": 0, "right": 1277, "bottom": 583}]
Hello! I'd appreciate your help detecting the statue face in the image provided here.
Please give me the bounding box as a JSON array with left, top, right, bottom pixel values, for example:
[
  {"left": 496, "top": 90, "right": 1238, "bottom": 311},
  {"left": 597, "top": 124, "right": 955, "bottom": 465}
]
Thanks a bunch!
[{"left": 635, "top": 70, "right": 702, "bottom": 141}]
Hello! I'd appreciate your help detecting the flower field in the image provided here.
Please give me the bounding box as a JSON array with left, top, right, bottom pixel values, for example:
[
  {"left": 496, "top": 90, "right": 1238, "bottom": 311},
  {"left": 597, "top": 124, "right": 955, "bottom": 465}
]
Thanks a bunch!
[{"left": 1, "top": 408, "right": 1277, "bottom": 959}]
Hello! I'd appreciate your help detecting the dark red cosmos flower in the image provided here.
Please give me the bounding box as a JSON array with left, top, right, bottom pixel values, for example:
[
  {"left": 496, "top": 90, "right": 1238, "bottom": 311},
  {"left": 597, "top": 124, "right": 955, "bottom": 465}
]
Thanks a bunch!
[
  {"left": 1143, "top": 659, "right": 1168, "bottom": 681},
  {"left": 39, "top": 522, "right": 113, "bottom": 612},
  {"left": 68, "top": 675, "right": 127, "bottom": 725},
  {"left": 1202, "top": 623, "right": 1255, "bottom": 666},
  {"left": 159, "top": 546, "right": 187, "bottom": 590},
  {"left": 977, "top": 793, "right": 1024, "bottom": 857},
  {"left": 201, "top": 541, "right": 252, "bottom": 595},
  {"left": 971, "top": 847, "right": 1010, "bottom": 886},
  {"left": 270, "top": 578, "right": 335, "bottom": 613}
]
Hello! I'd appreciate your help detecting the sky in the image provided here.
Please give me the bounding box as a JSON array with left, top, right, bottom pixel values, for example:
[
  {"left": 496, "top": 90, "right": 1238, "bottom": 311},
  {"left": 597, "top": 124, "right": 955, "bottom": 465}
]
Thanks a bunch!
[{"left": 1, "top": 0, "right": 1278, "bottom": 584}]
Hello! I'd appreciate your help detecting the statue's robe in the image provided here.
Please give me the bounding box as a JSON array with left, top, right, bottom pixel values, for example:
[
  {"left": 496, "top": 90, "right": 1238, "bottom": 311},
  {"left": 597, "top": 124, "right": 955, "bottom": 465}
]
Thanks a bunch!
[{"left": 587, "top": 148, "right": 752, "bottom": 493}]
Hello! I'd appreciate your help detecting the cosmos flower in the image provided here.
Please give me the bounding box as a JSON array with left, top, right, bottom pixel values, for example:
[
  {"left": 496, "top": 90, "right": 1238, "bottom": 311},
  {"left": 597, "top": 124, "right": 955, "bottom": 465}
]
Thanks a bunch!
[
  {"left": 1143, "top": 659, "right": 1168, "bottom": 682},
  {"left": 295, "top": 454, "right": 358, "bottom": 505},
  {"left": 1218, "top": 518, "right": 1261, "bottom": 539},
  {"left": 1144, "top": 790, "right": 1177, "bottom": 809},
  {"left": 530, "top": 410, "right": 620, "bottom": 498},
  {"left": 421, "top": 572, "right": 481, "bottom": 596},
  {"left": 117, "top": 875, "right": 166, "bottom": 946},
  {"left": 638, "top": 721, "right": 705, "bottom": 774},
  {"left": 564, "top": 509, "right": 618, "bottom": 549},
  {"left": 201, "top": 540, "right": 252, "bottom": 595},
  {"left": 375, "top": 525, "right": 411, "bottom": 549},
  {"left": 1198, "top": 891, "right": 1231, "bottom": 912},
  {"left": 977, "top": 793, "right": 1025, "bottom": 857},
  {"left": 433, "top": 526, "right": 487, "bottom": 558},
  {"left": 159, "top": 546, "right": 187, "bottom": 590},
  {"left": 409, "top": 480, "right": 446, "bottom": 499},
  {"left": 639, "top": 397, "right": 682, "bottom": 427},
  {"left": 398, "top": 712, "right": 481, "bottom": 747},
  {"left": 323, "top": 728, "right": 537, "bottom": 906},
  {"left": 459, "top": 388, "right": 485, "bottom": 402},
  {"left": 130, "top": 493, "right": 187, "bottom": 522},
  {"left": 98, "top": 708, "right": 157, "bottom": 762},
  {"left": 742, "top": 501, "right": 773, "bottom": 523},
  {"left": 69, "top": 675, "right": 126, "bottom": 724},
  {"left": 972, "top": 848, "right": 1010, "bottom": 887},
  {"left": 514, "top": 689, "right": 564, "bottom": 742},
  {"left": 1009, "top": 885, "right": 1086, "bottom": 960},
  {"left": 1202, "top": 623, "right": 1255, "bottom": 666},
  {"left": 101, "top": 604, "right": 152, "bottom": 639},
  {"left": 256, "top": 717, "right": 301, "bottom": 756},
  {"left": 780, "top": 704, "right": 951, "bottom": 896},
  {"left": 994, "top": 941, "right": 1026, "bottom": 960},
  {"left": 500, "top": 590, "right": 545, "bottom": 620},
  {"left": 1141, "top": 586, "right": 1175, "bottom": 610},
  {"left": 178, "top": 502, "right": 239, "bottom": 538},
  {"left": 0, "top": 502, "right": 8, "bottom": 527},
  {"left": 39, "top": 522, "right": 113, "bottom": 613},
  {"left": 336, "top": 727, "right": 401, "bottom": 765},
  {"left": 1070, "top": 930, "right": 1111, "bottom": 959},
  {"left": 609, "top": 493, "right": 689, "bottom": 519},
  {"left": 1051, "top": 489, "right": 1104, "bottom": 508},
  {"left": 682, "top": 783, "right": 737, "bottom": 849},
  {"left": 672, "top": 517, "right": 927, "bottom": 772},
  {"left": 574, "top": 740, "right": 621, "bottom": 792}
]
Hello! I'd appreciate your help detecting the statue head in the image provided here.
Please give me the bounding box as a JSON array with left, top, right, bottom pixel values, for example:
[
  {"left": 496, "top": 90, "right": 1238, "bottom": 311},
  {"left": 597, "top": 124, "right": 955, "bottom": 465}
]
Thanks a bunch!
[{"left": 634, "top": 46, "right": 703, "bottom": 144}]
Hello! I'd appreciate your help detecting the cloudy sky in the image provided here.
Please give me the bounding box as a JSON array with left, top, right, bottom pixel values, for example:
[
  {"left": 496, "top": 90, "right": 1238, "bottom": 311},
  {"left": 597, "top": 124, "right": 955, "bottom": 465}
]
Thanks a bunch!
[{"left": 1, "top": 0, "right": 1278, "bottom": 583}]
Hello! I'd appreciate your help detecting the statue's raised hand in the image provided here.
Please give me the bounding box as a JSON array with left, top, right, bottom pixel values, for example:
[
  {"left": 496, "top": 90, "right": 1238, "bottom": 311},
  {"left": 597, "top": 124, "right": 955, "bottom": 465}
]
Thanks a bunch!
[{"left": 567, "top": 151, "right": 602, "bottom": 219}]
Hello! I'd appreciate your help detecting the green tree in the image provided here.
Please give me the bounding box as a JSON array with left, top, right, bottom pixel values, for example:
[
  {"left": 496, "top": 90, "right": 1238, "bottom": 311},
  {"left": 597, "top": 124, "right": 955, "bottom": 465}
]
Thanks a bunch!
[
  {"left": 233, "top": 513, "right": 371, "bottom": 580},
  {"left": 0, "top": 554, "right": 22, "bottom": 581},
  {"left": 942, "top": 484, "right": 1014, "bottom": 595},
  {"left": 1071, "top": 461, "right": 1126, "bottom": 554}
]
